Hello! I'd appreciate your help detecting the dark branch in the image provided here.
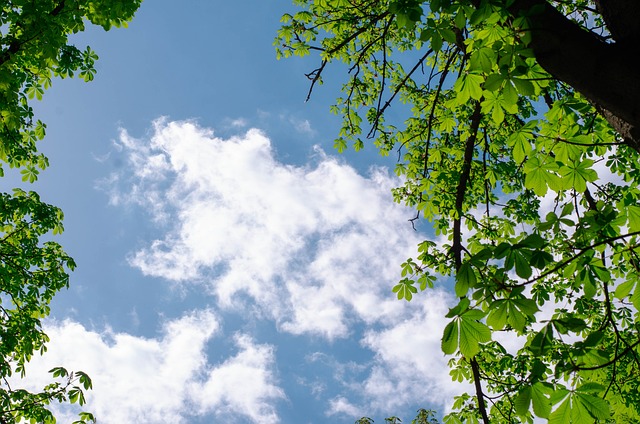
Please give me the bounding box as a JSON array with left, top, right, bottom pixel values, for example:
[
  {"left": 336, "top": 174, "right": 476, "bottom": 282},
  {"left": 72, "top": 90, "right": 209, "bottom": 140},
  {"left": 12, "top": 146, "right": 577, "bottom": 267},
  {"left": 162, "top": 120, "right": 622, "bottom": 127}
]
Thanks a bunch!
[
  {"left": 452, "top": 101, "right": 482, "bottom": 270},
  {"left": 471, "top": 357, "right": 490, "bottom": 424}
]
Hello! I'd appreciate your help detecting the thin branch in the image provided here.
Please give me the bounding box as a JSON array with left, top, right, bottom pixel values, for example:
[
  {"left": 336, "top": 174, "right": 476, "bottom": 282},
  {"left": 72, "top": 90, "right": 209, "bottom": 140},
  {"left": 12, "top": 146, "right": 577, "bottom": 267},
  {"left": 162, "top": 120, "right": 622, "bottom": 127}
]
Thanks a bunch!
[
  {"left": 521, "top": 230, "right": 640, "bottom": 286},
  {"left": 367, "top": 48, "right": 434, "bottom": 139},
  {"left": 406, "top": 51, "right": 457, "bottom": 231},
  {"left": 371, "top": 19, "right": 392, "bottom": 134},
  {"left": 304, "top": 61, "right": 327, "bottom": 102},
  {"left": 326, "top": 12, "right": 389, "bottom": 56},
  {"left": 574, "top": 338, "right": 640, "bottom": 371},
  {"left": 471, "top": 358, "right": 490, "bottom": 424},
  {"left": 302, "top": 12, "right": 389, "bottom": 102}
]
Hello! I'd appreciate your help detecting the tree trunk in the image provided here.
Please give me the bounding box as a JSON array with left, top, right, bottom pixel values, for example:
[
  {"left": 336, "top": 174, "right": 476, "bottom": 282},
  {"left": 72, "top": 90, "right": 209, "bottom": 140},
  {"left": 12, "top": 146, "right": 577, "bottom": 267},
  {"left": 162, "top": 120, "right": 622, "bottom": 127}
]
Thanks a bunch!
[{"left": 509, "top": 0, "right": 640, "bottom": 150}]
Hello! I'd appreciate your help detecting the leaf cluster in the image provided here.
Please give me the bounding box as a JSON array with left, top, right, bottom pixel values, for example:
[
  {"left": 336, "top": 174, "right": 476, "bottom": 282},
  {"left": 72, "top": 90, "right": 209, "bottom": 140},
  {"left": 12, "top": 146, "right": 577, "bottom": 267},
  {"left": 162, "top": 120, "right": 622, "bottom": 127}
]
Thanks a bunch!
[
  {"left": 1, "top": 0, "right": 141, "bottom": 177},
  {"left": 356, "top": 408, "right": 441, "bottom": 424},
  {"left": 1, "top": 1, "right": 141, "bottom": 422},
  {"left": 278, "top": 0, "right": 640, "bottom": 422}
]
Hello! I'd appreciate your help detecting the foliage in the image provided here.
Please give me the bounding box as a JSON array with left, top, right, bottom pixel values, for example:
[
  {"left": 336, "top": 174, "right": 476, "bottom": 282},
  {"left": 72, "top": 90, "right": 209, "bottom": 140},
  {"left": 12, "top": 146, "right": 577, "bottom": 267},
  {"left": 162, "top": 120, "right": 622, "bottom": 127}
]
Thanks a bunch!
[
  {"left": 277, "top": 0, "right": 640, "bottom": 422},
  {"left": 1, "top": 1, "right": 141, "bottom": 422},
  {"left": 356, "top": 408, "right": 441, "bottom": 424}
]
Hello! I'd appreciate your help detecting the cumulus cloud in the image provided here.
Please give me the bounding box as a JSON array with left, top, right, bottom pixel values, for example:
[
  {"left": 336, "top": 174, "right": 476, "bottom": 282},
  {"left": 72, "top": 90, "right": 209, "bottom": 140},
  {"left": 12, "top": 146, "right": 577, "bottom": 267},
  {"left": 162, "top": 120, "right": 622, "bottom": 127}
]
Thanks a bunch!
[
  {"left": 102, "top": 119, "right": 467, "bottom": 416},
  {"left": 109, "top": 119, "right": 424, "bottom": 338},
  {"left": 19, "top": 311, "right": 284, "bottom": 424}
]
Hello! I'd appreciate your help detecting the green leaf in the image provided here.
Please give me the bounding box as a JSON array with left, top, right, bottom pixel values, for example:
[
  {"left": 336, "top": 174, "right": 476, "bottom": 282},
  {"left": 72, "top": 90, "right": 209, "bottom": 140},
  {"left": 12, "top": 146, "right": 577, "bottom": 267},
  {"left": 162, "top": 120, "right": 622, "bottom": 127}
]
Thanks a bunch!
[
  {"left": 446, "top": 297, "right": 471, "bottom": 318},
  {"left": 614, "top": 278, "right": 636, "bottom": 299},
  {"left": 559, "top": 159, "right": 597, "bottom": 192},
  {"left": 627, "top": 205, "right": 640, "bottom": 232},
  {"left": 77, "top": 371, "right": 93, "bottom": 390},
  {"left": 441, "top": 320, "right": 459, "bottom": 354},
  {"left": 555, "top": 317, "right": 587, "bottom": 333},
  {"left": 20, "top": 166, "right": 40, "bottom": 183},
  {"left": 575, "top": 392, "right": 610, "bottom": 420},
  {"left": 514, "top": 386, "right": 532, "bottom": 416},
  {"left": 458, "top": 315, "right": 491, "bottom": 357},
  {"left": 431, "top": 32, "right": 443, "bottom": 52},
  {"left": 481, "top": 91, "right": 502, "bottom": 124},
  {"left": 528, "top": 324, "right": 554, "bottom": 356},
  {"left": 576, "top": 382, "right": 605, "bottom": 393},
  {"left": 454, "top": 11, "right": 466, "bottom": 29},
  {"left": 519, "top": 233, "right": 545, "bottom": 248},
  {"left": 513, "top": 251, "right": 532, "bottom": 279},
  {"left": 531, "top": 383, "right": 552, "bottom": 418},
  {"left": 548, "top": 393, "right": 572, "bottom": 424},
  {"left": 455, "top": 73, "right": 484, "bottom": 103},
  {"left": 442, "top": 307, "right": 491, "bottom": 357},
  {"left": 511, "top": 297, "right": 539, "bottom": 316},
  {"left": 581, "top": 331, "right": 604, "bottom": 348},
  {"left": 512, "top": 77, "right": 535, "bottom": 96},
  {"left": 49, "top": 367, "right": 69, "bottom": 378},
  {"left": 483, "top": 73, "right": 504, "bottom": 91},
  {"left": 486, "top": 300, "right": 508, "bottom": 330},
  {"left": 494, "top": 242, "right": 511, "bottom": 258},
  {"left": 334, "top": 137, "right": 348, "bottom": 153},
  {"left": 392, "top": 278, "right": 418, "bottom": 301},
  {"left": 524, "top": 155, "right": 560, "bottom": 196},
  {"left": 455, "top": 262, "right": 477, "bottom": 297},
  {"left": 488, "top": 296, "right": 538, "bottom": 332},
  {"left": 529, "top": 249, "right": 553, "bottom": 269},
  {"left": 502, "top": 81, "right": 519, "bottom": 110},
  {"left": 469, "top": 47, "right": 495, "bottom": 73}
]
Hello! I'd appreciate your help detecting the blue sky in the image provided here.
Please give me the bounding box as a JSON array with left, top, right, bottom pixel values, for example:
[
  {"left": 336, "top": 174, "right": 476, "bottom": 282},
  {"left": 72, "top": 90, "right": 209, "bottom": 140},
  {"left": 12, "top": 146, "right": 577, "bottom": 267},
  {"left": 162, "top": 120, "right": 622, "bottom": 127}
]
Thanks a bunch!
[{"left": 9, "top": 1, "right": 467, "bottom": 423}]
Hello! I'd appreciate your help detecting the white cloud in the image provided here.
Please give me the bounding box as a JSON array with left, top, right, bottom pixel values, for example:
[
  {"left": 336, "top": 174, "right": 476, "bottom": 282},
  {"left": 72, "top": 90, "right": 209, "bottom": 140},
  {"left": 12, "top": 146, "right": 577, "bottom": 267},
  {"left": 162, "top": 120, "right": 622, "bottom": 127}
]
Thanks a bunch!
[
  {"left": 191, "top": 334, "right": 285, "bottom": 424},
  {"left": 329, "top": 396, "right": 363, "bottom": 417},
  {"left": 359, "top": 291, "right": 469, "bottom": 412},
  {"left": 104, "top": 119, "right": 470, "bottom": 417},
  {"left": 319, "top": 290, "right": 468, "bottom": 418},
  {"left": 109, "top": 119, "right": 423, "bottom": 339},
  {"left": 288, "top": 116, "right": 315, "bottom": 135},
  {"left": 18, "top": 311, "right": 284, "bottom": 424},
  {"left": 228, "top": 117, "right": 249, "bottom": 128}
]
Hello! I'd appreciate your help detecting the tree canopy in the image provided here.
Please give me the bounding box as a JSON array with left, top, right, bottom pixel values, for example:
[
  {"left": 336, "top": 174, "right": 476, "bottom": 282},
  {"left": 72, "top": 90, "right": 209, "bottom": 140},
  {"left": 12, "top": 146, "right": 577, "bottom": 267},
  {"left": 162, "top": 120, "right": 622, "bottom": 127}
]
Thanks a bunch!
[
  {"left": 277, "top": 0, "right": 640, "bottom": 422},
  {"left": 0, "top": 1, "right": 140, "bottom": 422}
]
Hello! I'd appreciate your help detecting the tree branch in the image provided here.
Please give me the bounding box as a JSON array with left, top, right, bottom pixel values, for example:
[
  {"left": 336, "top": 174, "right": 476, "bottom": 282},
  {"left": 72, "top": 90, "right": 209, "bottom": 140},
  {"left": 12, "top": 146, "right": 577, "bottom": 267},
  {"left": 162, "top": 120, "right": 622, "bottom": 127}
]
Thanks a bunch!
[
  {"left": 522, "top": 230, "right": 640, "bottom": 286},
  {"left": 452, "top": 101, "right": 487, "bottom": 424},
  {"left": 452, "top": 101, "right": 482, "bottom": 270},
  {"left": 470, "top": 357, "right": 490, "bottom": 424},
  {"left": 574, "top": 338, "right": 640, "bottom": 371}
]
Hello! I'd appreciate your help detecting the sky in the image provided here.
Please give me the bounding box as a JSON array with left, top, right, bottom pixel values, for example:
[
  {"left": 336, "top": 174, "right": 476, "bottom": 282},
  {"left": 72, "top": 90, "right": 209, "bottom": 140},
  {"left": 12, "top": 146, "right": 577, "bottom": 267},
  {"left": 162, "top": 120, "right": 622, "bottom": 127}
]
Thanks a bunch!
[{"left": 5, "top": 1, "right": 469, "bottom": 423}]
